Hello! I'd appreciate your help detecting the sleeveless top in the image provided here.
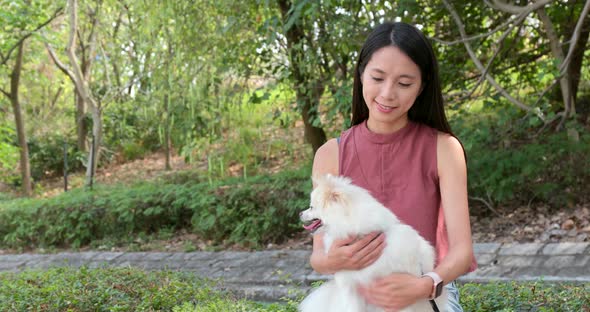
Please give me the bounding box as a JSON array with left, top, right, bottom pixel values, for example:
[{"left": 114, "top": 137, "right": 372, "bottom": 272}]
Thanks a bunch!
[{"left": 339, "top": 120, "right": 477, "bottom": 270}]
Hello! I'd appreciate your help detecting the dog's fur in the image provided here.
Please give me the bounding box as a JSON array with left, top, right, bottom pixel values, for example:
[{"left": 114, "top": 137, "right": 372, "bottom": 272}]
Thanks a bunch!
[{"left": 299, "top": 174, "right": 447, "bottom": 312}]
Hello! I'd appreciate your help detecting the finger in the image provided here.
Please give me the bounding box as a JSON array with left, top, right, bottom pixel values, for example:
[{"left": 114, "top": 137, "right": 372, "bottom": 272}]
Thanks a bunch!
[
  {"left": 363, "top": 232, "right": 386, "bottom": 255},
  {"left": 355, "top": 233, "right": 386, "bottom": 262},
  {"left": 349, "top": 232, "right": 381, "bottom": 253},
  {"left": 333, "top": 235, "right": 357, "bottom": 247},
  {"left": 356, "top": 238, "right": 385, "bottom": 267},
  {"left": 371, "top": 275, "right": 398, "bottom": 289}
]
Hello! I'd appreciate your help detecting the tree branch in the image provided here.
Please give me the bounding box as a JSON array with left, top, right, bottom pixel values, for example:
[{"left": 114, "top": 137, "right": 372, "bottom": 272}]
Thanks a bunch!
[
  {"left": 432, "top": 12, "right": 524, "bottom": 45},
  {"left": 44, "top": 41, "right": 87, "bottom": 100},
  {"left": 44, "top": 43, "right": 75, "bottom": 82},
  {"left": 66, "top": 0, "right": 97, "bottom": 111},
  {"left": 442, "top": 0, "right": 539, "bottom": 117},
  {"left": 465, "top": 12, "right": 528, "bottom": 100},
  {"left": 485, "top": 0, "right": 553, "bottom": 14},
  {"left": 1, "top": 7, "right": 64, "bottom": 65}
]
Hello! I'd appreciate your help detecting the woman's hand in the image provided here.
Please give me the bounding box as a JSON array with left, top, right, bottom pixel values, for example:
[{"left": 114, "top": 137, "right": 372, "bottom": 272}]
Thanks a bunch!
[
  {"left": 324, "top": 232, "right": 386, "bottom": 272},
  {"left": 357, "top": 273, "right": 432, "bottom": 311}
]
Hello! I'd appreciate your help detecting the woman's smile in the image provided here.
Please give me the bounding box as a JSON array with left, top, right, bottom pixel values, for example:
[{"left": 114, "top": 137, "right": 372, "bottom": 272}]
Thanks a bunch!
[{"left": 375, "top": 100, "right": 397, "bottom": 113}]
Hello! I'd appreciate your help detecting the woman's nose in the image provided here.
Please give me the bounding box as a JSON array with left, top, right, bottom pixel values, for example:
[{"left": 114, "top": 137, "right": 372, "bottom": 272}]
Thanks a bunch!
[{"left": 379, "top": 83, "right": 396, "bottom": 99}]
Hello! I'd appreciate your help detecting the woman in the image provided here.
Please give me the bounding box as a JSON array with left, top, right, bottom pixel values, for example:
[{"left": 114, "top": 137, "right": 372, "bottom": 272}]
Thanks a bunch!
[{"left": 309, "top": 22, "right": 477, "bottom": 311}]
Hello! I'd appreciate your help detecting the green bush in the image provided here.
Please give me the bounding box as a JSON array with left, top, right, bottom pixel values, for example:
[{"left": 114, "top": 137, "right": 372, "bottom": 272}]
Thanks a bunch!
[
  {"left": 191, "top": 170, "right": 310, "bottom": 247},
  {"left": 0, "top": 168, "right": 311, "bottom": 250},
  {"left": 0, "top": 267, "right": 249, "bottom": 311},
  {"left": 453, "top": 107, "right": 590, "bottom": 210},
  {"left": 27, "top": 134, "right": 85, "bottom": 180},
  {"left": 460, "top": 281, "right": 590, "bottom": 311},
  {"left": 0, "top": 268, "right": 587, "bottom": 312}
]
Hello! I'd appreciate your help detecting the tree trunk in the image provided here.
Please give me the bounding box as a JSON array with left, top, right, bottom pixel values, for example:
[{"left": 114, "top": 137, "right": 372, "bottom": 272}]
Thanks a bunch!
[
  {"left": 537, "top": 8, "right": 575, "bottom": 120},
  {"left": 85, "top": 107, "right": 102, "bottom": 187},
  {"left": 164, "top": 93, "right": 172, "bottom": 170},
  {"left": 75, "top": 92, "right": 88, "bottom": 152},
  {"left": 565, "top": 11, "right": 590, "bottom": 109},
  {"left": 66, "top": 0, "right": 103, "bottom": 187},
  {"left": 10, "top": 42, "right": 33, "bottom": 196},
  {"left": 277, "top": 0, "right": 326, "bottom": 154}
]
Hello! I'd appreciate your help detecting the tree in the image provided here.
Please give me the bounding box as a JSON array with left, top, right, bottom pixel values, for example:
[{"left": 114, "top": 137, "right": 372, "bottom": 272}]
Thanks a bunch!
[
  {"left": 45, "top": 0, "right": 104, "bottom": 187},
  {"left": 439, "top": 0, "right": 590, "bottom": 130},
  {"left": 2, "top": 42, "right": 32, "bottom": 196},
  {"left": 254, "top": 0, "right": 390, "bottom": 153},
  {"left": 0, "top": 1, "right": 62, "bottom": 196}
]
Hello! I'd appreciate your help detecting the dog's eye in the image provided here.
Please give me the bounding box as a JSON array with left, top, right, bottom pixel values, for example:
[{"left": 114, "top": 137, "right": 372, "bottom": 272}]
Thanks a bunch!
[{"left": 309, "top": 205, "right": 313, "bottom": 210}]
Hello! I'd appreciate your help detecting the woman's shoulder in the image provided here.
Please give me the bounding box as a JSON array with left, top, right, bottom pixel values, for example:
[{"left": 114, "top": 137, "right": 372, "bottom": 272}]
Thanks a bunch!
[
  {"left": 436, "top": 131, "right": 467, "bottom": 170},
  {"left": 436, "top": 132, "right": 463, "bottom": 154},
  {"left": 312, "top": 138, "right": 339, "bottom": 177}
]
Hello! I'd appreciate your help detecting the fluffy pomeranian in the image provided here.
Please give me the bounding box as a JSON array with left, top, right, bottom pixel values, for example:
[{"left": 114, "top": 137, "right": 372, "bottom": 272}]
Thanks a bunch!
[{"left": 299, "top": 174, "right": 447, "bottom": 312}]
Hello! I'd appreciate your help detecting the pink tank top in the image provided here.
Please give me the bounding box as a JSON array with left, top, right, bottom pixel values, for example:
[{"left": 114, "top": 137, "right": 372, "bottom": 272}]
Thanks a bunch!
[{"left": 339, "top": 120, "right": 477, "bottom": 270}]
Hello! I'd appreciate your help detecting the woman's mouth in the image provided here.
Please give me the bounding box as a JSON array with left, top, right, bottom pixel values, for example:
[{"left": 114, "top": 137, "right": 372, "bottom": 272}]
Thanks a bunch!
[{"left": 375, "top": 101, "right": 396, "bottom": 113}]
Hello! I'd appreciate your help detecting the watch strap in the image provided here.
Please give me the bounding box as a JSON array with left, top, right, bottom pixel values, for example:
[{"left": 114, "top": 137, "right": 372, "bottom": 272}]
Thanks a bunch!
[{"left": 422, "top": 272, "right": 443, "bottom": 299}]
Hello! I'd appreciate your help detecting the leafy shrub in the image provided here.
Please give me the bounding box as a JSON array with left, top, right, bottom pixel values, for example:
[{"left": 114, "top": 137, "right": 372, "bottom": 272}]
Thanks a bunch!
[
  {"left": 453, "top": 106, "right": 590, "bottom": 210},
  {"left": 0, "top": 268, "right": 587, "bottom": 312},
  {"left": 27, "top": 134, "right": 85, "bottom": 180},
  {"left": 0, "top": 168, "right": 311, "bottom": 250},
  {"left": 191, "top": 169, "right": 310, "bottom": 247},
  {"left": 0, "top": 267, "right": 227, "bottom": 311},
  {"left": 119, "top": 140, "right": 148, "bottom": 162},
  {"left": 460, "top": 281, "right": 590, "bottom": 311}
]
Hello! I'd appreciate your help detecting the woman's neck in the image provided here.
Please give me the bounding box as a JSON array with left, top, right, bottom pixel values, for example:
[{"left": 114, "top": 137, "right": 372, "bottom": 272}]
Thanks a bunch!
[{"left": 366, "top": 117, "right": 409, "bottom": 134}]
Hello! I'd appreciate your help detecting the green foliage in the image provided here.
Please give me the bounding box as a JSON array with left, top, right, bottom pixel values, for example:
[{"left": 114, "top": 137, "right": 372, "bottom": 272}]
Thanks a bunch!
[
  {"left": 0, "top": 267, "right": 229, "bottom": 311},
  {"left": 27, "top": 134, "right": 84, "bottom": 180},
  {"left": 0, "top": 266, "right": 300, "bottom": 312},
  {"left": 0, "top": 168, "right": 311, "bottom": 250},
  {"left": 0, "top": 268, "right": 587, "bottom": 312},
  {"left": 460, "top": 281, "right": 590, "bottom": 311},
  {"left": 453, "top": 105, "right": 590, "bottom": 209},
  {"left": 0, "top": 123, "right": 19, "bottom": 185},
  {"left": 173, "top": 299, "right": 298, "bottom": 312},
  {"left": 180, "top": 82, "right": 301, "bottom": 181},
  {"left": 191, "top": 169, "right": 310, "bottom": 247}
]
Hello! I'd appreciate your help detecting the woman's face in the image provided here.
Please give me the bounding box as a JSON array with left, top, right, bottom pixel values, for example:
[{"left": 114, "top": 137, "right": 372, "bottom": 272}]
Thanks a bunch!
[{"left": 361, "top": 46, "right": 422, "bottom": 134}]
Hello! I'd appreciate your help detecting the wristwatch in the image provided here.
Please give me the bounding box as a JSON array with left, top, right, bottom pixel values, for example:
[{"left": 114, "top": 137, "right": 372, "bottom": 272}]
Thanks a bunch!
[{"left": 422, "top": 272, "right": 443, "bottom": 299}]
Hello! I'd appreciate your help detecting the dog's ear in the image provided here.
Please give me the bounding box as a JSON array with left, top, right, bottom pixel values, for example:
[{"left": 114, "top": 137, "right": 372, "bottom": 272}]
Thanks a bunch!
[{"left": 321, "top": 180, "right": 348, "bottom": 209}]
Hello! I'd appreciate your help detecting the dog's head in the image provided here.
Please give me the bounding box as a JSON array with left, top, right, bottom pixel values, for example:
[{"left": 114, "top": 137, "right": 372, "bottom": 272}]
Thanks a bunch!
[{"left": 300, "top": 174, "right": 359, "bottom": 234}]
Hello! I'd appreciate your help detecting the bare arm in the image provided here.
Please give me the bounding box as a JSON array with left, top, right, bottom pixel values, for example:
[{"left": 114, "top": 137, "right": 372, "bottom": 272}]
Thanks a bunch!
[
  {"left": 433, "top": 132, "right": 474, "bottom": 283},
  {"left": 309, "top": 138, "right": 385, "bottom": 274}
]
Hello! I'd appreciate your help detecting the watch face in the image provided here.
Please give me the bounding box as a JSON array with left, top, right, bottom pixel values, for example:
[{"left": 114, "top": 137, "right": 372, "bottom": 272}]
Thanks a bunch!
[{"left": 435, "top": 282, "right": 443, "bottom": 298}]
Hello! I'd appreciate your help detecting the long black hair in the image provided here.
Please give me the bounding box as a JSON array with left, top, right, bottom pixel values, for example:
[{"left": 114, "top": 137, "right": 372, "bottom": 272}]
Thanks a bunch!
[{"left": 351, "top": 22, "right": 454, "bottom": 136}]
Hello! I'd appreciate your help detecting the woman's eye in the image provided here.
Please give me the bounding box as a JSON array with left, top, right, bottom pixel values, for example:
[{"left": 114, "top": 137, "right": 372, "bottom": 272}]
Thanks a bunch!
[
  {"left": 399, "top": 83, "right": 412, "bottom": 88},
  {"left": 371, "top": 76, "right": 384, "bottom": 82}
]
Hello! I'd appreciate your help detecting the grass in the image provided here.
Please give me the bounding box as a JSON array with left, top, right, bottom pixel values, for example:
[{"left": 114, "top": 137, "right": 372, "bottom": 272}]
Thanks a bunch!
[
  {"left": 0, "top": 267, "right": 298, "bottom": 312},
  {"left": 0, "top": 267, "right": 587, "bottom": 312}
]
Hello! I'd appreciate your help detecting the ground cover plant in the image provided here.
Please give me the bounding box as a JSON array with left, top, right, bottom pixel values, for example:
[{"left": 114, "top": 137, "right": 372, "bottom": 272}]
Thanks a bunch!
[
  {"left": 0, "top": 267, "right": 298, "bottom": 312},
  {"left": 0, "top": 267, "right": 587, "bottom": 312},
  {"left": 0, "top": 168, "right": 311, "bottom": 252}
]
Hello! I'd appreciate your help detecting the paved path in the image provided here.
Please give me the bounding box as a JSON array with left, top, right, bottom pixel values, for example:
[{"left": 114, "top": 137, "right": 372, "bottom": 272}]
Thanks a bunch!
[{"left": 1, "top": 242, "right": 588, "bottom": 302}]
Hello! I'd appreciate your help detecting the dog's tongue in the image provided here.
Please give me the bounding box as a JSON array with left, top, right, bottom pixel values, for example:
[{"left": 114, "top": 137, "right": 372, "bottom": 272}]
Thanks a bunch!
[{"left": 303, "top": 219, "right": 323, "bottom": 232}]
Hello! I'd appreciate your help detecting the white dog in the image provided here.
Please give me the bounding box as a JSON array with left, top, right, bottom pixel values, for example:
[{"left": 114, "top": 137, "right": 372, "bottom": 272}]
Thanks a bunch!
[{"left": 299, "top": 174, "right": 447, "bottom": 312}]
